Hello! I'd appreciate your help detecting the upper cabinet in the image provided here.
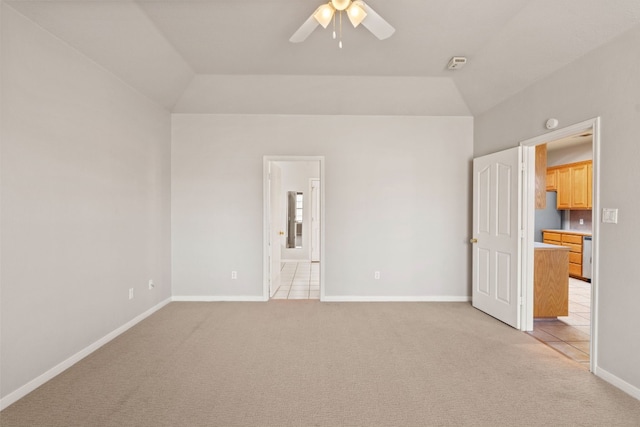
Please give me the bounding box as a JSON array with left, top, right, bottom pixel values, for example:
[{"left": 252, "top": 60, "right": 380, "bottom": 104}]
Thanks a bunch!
[
  {"left": 546, "top": 168, "right": 558, "bottom": 191},
  {"left": 547, "top": 160, "right": 592, "bottom": 210}
]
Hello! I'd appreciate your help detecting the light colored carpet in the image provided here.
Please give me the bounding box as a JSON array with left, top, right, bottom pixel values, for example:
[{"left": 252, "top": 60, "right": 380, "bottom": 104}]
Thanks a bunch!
[{"left": 2, "top": 301, "right": 639, "bottom": 426}]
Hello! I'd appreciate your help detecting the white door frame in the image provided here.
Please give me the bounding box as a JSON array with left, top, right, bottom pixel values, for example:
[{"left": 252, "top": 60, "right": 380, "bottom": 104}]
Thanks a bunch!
[
  {"left": 310, "top": 178, "right": 320, "bottom": 262},
  {"left": 263, "top": 156, "right": 325, "bottom": 301},
  {"left": 520, "top": 117, "right": 600, "bottom": 373}
]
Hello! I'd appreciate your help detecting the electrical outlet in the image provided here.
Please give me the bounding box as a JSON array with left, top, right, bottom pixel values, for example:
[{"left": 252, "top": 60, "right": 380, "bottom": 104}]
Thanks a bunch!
[
  {"left": 231, "top": 271, "right": 238, "bottom": 280},
  {"left": 579, "top": 218, "right": 584, "bottom": 225},
  {"left": 129, "top": 288, "right": 134, "bottom": 300},
  {"left": 374, "top": 271, "right": 380, "bottom": 280},
  {"left": 148, "top": 279, "right": 154, "bottom": 290}
]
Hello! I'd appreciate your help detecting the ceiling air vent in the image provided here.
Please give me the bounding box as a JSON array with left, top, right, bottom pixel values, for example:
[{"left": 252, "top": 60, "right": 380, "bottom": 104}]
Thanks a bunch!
[{"left": 447, "top": 56, "right": 467, "bottom": 70}]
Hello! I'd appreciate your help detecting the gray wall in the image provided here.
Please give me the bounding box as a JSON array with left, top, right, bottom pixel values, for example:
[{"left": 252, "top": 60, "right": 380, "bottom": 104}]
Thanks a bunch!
[
  {"left": 475, "top": 25, "right": 640, "bottom": 392},
  {"left": 171, "top": 114, "right": 473, "bottom": 299},
  {"left": 1, "top": 5, "right": 172, "bottom": 400},
  {"left": 547, "top": 141, "right": 592, "bottom": 167}
]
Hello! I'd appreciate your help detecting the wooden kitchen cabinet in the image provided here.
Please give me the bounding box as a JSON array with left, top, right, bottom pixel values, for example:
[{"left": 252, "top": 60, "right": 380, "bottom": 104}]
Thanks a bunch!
[
  {"left": 570, "top": 162, "right": 590, "bottom": 208},
  {"left": 546, "top": 168, "right": 558, "bottom": 191},
  {"left": 556, "top": 167, "right": 571, "bottom": 209},
  {"left": 547, "top": 160, "right": 592, "bottom": 210},
  {"left": 534, "top": 244, "right": 569, "bottom": 318},
  {"left": 542, "top": 230, "right": 589, "bottom": 279}
]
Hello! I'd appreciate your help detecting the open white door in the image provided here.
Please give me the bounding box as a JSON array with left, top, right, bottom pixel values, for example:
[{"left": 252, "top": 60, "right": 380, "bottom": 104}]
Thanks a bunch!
[
  {"left": 472, "top": 147, "right": 522, "bottom": 329},
  {"left": 269, "top": 163, "right": 282, "bottom": 297},
  {"left": 311, "top": 179, "right": 320, "bottom": 262}
]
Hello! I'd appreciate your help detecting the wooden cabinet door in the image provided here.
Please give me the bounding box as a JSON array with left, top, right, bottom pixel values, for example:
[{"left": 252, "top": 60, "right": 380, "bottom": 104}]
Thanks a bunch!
[
  {"left": 571, "top": 163, "right": 590, "bottom": 209},
  {"left": 546, "top": 169, "right": 557, "bottom": 191},
  {"left": 587, "top": 163, "right": 593, "bottom": 209},
  {"left": 556, "top": 167, "right": 571, "bottom": 209}
]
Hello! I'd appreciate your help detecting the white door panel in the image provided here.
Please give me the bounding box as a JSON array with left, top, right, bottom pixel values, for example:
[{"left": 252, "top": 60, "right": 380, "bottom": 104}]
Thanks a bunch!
[
  {"left": 472, "top": 147, "right": 521, "bottom": 329},
  {"left": 269, "top": 163, "right": 282, "bottom": 297}
]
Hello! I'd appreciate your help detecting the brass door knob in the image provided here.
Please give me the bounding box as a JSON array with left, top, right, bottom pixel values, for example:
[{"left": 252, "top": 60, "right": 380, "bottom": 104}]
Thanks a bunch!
[
  {"left": 279, "top": 231, "right": 285, "bottom": 235},
  {"left": 469, "top": 238, "right": 478, "bottom": 243}
]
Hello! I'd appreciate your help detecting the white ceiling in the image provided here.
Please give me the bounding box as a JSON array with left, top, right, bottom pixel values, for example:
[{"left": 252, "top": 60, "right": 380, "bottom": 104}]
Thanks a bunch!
[{"left": 7, "top": 0, "right": 640, "bottom": 114}]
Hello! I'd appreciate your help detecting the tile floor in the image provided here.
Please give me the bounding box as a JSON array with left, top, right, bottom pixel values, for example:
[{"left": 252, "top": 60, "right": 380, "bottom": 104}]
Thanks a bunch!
[
  {"left": 271, "top": 261, "right": 320, "bottom": 300},
  {"left": 527, "top": 277, "right": 591, "bottom": 368}
]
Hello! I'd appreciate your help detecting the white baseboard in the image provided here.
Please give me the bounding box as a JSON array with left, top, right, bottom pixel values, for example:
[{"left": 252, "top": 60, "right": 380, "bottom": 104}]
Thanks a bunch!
[
  {"left": 172, "top": 295, "right": 266, "bottom": 302},
  {"left": 0, "top": 298, "right": 172, "bottom": 411},
  {"left": 595, "top": 366, "right": 640, "bottom": 400},
  {"left": 321, "top": 296, "right": 472, "bottom": 302}
]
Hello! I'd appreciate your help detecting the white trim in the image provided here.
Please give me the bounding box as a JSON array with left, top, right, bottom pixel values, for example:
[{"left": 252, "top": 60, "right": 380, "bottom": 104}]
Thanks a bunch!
[
  {"left": 263, "top": 156, "right": 325, "bottom": 302},
  {"left": 280, "top": 259, "right": 311, "bottom": 263},
  {"left": 595, "top": 367, "right": 640, "bottom": 401},
  {"left": 172, "top": 296, "right": 266, "bottom": 302},
  {"left": 520, "top": 146, "right": 536, "bottom": 332},
  {"left": 519, "top": 117, "right": 600, "bottom": 373},
  {"left": 0, "top": 298, "right": 172, "bottom": 411},
  {"left": 321, "top": 296, "right": 471, "bottom": 302}
]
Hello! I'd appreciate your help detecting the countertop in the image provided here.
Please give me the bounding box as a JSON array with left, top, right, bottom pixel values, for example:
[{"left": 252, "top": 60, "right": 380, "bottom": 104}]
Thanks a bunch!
[
  {"left": 542, "top": 229, "right": 592, "bottom": 236},
  {"left": 534, "top": 242, "right": 570, "bottom": 250}
]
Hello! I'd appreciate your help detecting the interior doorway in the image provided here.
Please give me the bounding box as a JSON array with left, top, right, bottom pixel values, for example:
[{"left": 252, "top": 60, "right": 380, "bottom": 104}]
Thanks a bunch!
[
  {"left": 520, "top": 118, "right": 599, "bottom": 372},
  {"left": 263, "top": 156, "right": 324, "bottom": 301}
]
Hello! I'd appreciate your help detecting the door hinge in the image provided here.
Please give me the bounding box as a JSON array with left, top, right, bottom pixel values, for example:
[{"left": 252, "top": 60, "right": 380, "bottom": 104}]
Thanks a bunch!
[
  {"left": 520, "top": 162, "right": 526, "bottom": 172},
  {"left": 519, "top": 229, "right": 525, "bottom": 239}
]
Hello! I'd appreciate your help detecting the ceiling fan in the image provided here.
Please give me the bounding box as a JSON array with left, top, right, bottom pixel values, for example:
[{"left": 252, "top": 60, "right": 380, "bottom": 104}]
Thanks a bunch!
[{"left": 290, "top": 0, "right": 395, "bottom": 47}]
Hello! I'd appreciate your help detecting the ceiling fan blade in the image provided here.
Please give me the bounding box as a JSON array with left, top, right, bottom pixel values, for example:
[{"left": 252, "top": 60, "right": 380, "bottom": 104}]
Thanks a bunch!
[
  {"left": 360, "top": 2, "right": 395, "bottom": 40},
  {"left": 289, "top": 14, "right": 320, "bottom": 43}
]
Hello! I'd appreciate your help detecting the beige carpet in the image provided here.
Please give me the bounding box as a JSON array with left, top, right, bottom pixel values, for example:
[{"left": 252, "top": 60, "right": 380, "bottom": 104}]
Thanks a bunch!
[{"left": 2, "top": 301, "right": 639, "bottom": 426}]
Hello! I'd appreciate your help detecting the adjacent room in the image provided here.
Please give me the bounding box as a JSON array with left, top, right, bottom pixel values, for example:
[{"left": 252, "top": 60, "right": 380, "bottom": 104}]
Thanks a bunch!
[{"left": 2, "top": 0, "right": 640, "bottom": 425}]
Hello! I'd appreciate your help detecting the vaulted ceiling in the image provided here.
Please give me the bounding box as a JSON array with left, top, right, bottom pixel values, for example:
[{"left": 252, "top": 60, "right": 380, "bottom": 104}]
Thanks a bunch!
[{"left": 7, "top": 0, "right": 640, "bottom": 115}]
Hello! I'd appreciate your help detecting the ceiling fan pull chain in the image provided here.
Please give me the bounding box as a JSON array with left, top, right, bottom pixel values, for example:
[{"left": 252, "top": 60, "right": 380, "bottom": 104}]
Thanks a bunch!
[
  {"left": 332, "top": 13, "right": 336, "bottom": 39},
  {"left": 339, "top": 11, "right": 343, "bottom": 48}
]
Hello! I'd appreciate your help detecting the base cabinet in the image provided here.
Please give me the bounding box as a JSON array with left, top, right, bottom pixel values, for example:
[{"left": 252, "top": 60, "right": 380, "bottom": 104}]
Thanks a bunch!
[
  {"left": 542, "top": 230, "right": 589, "bottom": 280},
  {"left": 534, "top": 246, "right": 569, "bottom": 317}
]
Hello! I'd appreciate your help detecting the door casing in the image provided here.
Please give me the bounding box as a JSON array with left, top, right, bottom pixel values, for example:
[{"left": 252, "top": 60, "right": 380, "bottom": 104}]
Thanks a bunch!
[
  {"left": 519, "top": 117, "right": 600, "bottom": 373},
  {"left": 263, "top": 156, "right": 325, "bottom": 301}
]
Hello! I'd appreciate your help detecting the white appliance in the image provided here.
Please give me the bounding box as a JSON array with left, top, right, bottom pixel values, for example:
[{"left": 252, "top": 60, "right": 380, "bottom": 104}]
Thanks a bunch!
[{"left": 582, "top": 236, "right": 592, "bottom": 280}]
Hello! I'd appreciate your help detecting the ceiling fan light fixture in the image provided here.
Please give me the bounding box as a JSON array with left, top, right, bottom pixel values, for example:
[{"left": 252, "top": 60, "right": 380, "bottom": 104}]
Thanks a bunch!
[
  {"left": 347, "top": 2, "right": 367, "bottom": 27},
  {"left": 331, "top": 0, "right": 351, "bottom": 11},
  {"left": 313, "top": 3, "right": 335, "bottom": 28}
]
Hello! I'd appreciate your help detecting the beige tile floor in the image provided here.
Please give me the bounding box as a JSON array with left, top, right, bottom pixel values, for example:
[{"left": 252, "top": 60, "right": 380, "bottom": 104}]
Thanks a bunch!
[
  {"left": 271, "top": 261, "right": 320, "bottom": 300},
  {"left": 528, "top": 277, "right": 591, "bottom": 368}
]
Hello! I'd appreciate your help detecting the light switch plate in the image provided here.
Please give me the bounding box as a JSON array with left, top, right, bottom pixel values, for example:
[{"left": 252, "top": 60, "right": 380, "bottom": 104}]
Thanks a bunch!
[{"left": 602, "top": 208, "right": 618, "bottom": 224}]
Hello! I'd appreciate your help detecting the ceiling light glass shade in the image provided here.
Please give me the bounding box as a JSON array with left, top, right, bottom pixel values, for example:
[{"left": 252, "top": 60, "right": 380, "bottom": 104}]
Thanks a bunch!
[
  {"left": 347, "top": 3, "right": 367, "bottom": 27},
  {"left": 313, "top": 3, "right": 335, "bottom": 28},
  {"left": 331, "top": 0, "right": 351, "bottom": 11}
]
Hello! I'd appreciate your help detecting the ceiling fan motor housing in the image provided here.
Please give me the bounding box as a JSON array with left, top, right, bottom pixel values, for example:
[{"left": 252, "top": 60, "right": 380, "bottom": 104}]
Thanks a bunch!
[{"left": 331, "top": 0, "right": 351, "bottom": 11}]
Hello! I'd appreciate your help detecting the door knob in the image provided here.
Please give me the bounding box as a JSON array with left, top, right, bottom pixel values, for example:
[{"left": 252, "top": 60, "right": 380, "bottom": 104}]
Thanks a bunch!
[
  {"left": 279, "top": 231, "right": 285, "bottom": 235},
  {"left": 469, "top": 238, "right": 478, "bottom": 243}
]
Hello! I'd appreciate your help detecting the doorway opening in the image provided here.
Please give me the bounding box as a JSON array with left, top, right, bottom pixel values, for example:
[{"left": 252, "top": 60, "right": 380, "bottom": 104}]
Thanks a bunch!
[
  {"left": 521, "top": 118, "right": 599, "bottom": 372},
  {"left": 263, "top": 156, "right": 324, "bottom": 301}
]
